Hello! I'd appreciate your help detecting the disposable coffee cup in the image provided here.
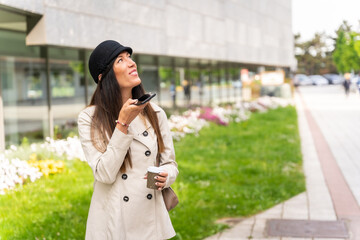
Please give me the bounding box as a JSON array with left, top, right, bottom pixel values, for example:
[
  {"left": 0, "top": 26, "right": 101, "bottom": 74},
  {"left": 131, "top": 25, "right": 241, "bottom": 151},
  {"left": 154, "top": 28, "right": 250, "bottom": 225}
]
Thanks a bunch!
[{"left": 147, "top": 166, "right": 163, "bottom": 189}]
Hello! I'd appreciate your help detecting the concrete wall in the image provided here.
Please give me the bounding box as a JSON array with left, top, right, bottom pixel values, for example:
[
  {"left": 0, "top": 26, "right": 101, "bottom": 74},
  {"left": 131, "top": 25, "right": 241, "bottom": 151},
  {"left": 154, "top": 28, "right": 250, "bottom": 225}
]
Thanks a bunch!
[{"left": 0, "top": 0, "right": 294, "bottom": 67}]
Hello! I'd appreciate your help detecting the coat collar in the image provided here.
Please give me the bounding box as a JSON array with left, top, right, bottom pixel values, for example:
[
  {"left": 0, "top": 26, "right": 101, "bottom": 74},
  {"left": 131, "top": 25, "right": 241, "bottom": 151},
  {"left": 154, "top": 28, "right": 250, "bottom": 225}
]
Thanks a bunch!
[{"left": 150, "top": 102, "right": 161, "bottom": 113}]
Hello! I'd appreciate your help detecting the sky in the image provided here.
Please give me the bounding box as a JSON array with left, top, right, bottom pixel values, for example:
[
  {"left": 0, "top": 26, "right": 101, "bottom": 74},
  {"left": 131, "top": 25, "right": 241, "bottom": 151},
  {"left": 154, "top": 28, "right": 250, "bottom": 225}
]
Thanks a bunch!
[{"left": 292, "top": 0, "right": 360, "bottom": 41}]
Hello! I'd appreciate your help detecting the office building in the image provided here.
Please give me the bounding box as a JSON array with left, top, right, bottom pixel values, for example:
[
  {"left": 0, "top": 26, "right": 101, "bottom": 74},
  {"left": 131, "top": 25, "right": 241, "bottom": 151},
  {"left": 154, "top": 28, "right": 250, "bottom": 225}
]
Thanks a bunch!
[{"left": 0, "top": 0, "right": 295, "bottom": 149}]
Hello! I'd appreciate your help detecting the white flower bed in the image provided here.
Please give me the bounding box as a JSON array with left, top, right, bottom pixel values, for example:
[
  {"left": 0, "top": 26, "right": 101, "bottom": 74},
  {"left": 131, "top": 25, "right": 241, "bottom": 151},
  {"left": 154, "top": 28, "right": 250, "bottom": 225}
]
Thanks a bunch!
[
  {"left": 0, "top": 154, "right": 42, "bottom": 195},
  {"left": 219, "top": 105, "right": 251, "bottom": 123},
  {"left": 40, "top": 136, "right": 86, "bottom": 161},
  {"left": 168, "top": 97, "right": 292, "bottom": 140},
  {"left": 257, "top": 96, "right": 294, "bottom": 109},
  {"left": 168, "top": 109, "right": 209, "bottom": 141},
  {"left": 0, "top": 136, "right": 86, "bottom": 194},
  {"left": 0, "top": 97, "right": 292, "bottom": 194}
]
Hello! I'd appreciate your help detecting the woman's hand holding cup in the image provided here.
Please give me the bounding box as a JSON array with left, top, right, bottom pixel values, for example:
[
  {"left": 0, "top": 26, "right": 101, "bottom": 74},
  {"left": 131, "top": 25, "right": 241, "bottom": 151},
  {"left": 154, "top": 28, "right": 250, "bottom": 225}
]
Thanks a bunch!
[
  {"left": 145, "top": 167, "right": 168, "bottom": 190},
  {"left": 154, "top": 172, "right": 168, "bottom": 190}
]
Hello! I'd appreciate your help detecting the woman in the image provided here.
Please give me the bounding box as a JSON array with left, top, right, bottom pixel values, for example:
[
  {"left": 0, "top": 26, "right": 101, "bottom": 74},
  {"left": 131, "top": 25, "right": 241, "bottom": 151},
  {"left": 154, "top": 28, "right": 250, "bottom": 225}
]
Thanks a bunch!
[{"left": 78, "top": 40, "right": 178, "bottom": 240}]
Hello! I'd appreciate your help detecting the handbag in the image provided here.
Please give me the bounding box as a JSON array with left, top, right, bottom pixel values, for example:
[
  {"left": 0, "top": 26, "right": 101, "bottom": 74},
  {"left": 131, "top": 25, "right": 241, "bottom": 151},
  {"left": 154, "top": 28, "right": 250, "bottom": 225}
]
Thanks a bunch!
[
  {"left": 162, "top": 187, "right": 179, "bottom": 211},
  {"left": 156, "top": 153, "right": 179, "bottom": 211}
]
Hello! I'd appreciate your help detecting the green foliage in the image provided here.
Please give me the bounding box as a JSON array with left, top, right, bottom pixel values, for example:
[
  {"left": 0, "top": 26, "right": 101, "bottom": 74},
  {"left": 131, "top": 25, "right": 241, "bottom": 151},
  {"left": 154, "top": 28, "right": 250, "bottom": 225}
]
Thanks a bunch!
[
  {"left": 185, "top": 69, "right": 200, "bottom": 82},
  {"left": 228, "top": 67, "right": 239, "bottom": 77},
  {"left": 333, "top": 21, "right": 360, "bottom": 73},
  {"left": 295, "top": 20, "right": 360, "bottom": 75},
  {"left": 0, "top": 107, "right": 305, "bottom": 240},
  {"left": 52, "top": 87, "right": 75, "bottom": 97},
  {"left": 159, "top": 67, "right": 173, "bottom": 82},
  {"left": 20, "top": 137, "right": 30, "bottom": 147},
  {"left": 54, "top": 124, "right": 78, "bottom": 140},
  {"left": 294, "top": 32, "right": 337, "bottom": 75},
  {"left": 68, "top": 61, "right": 84, "bottom": 76}
]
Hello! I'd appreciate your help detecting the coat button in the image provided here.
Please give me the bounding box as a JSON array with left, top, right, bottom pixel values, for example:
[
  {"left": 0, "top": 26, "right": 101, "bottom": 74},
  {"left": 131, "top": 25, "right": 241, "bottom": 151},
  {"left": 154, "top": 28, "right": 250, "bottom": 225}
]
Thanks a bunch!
[
  {"left": 143, "top": 131, "right": 148, "bottom": 137},
  {"left": 147, "top": 194, "right": 152, "bottom": 200},
  {"left": 123, "top": 196, "right": 129, "bottom": 202},
  {"left": 145, "top": 150, "right": 151, "bottom": 157},
  {"left": 122, "top": 174, "right": 127, "bottom": 180}
]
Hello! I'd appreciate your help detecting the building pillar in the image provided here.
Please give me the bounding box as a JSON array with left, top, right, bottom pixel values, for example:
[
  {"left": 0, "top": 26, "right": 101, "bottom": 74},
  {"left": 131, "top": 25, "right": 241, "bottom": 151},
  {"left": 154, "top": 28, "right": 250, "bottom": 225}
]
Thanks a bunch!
[
  {"left": 225, "top": 65, "right": 230, "bottom": 102},
  {"left": 217, "top": 65, "right": 222, "bottom": 104},
  {"left": 154, "top": 56, "right": 160, "bottom": 105},
  {"left": 0, "top": 76, "right": 5, "bottom": 151},
  {"left": 233, "top": 69, "right": 237, "bottom": 101},
  {"left": 185, "top": 60, "right": 191, "bottom": 105},
  {"left": 208, "top": 65, "right": 213, "bottom": 106},
  {"left": 171, "top": 59, "right": 176, "bottom": 109},
  {"left": 80, "top": 49, "right": 88, "bottom": 105},
  {"left": 198, "top": 62, "right": 203, "bottom": 106},
  {"left": 41, "top": 47, "right": 54, "bottom": 139},
  {"left": 199, "top": 71, "right": 203, "bottom": 106}
]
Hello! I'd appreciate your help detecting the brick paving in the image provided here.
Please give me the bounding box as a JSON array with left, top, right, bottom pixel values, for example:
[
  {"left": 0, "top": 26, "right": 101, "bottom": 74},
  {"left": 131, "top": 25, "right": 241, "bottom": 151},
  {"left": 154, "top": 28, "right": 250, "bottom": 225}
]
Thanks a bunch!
[{"left": 205, "top": 85, "right": 360, "bottom": 240}]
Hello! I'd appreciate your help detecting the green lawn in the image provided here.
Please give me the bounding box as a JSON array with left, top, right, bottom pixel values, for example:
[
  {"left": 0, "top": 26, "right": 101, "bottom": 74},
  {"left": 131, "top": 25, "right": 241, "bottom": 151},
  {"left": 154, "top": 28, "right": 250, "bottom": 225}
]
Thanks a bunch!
[
  {"left": 0, "top": 106, "right": 305, "bottom": 240},
  {"left": 170, "top": 106, "right": 305, "bottom": 239},
  {"left": 0, "top": 160, "right": 93, "bottom": 239}
]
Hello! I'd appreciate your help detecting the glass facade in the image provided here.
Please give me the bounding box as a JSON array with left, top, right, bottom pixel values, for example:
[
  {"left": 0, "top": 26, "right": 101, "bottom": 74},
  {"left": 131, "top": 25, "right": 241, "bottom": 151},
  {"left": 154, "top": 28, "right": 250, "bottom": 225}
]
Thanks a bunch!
[
  {"left": 0, "top": 29, "right": 92, "bottom": 147},
  {"left": 48, "top": 47, "right": 85, "bottom": 139},
  {"left": 0, "top": 30, "right": 48, "bottom": 146},
  {"left": 0, "top": 22, "right": 255, "bottom": 149}
]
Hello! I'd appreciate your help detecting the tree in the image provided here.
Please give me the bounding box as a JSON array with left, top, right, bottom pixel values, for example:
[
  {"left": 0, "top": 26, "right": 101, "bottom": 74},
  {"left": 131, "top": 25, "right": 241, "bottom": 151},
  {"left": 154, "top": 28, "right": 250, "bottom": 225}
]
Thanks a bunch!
[
  {"left": 332, "top": 21, "right": 360, "bottom": 73},
  {"left": 294, "top": 32, "right": 336, "bottom": 75}
]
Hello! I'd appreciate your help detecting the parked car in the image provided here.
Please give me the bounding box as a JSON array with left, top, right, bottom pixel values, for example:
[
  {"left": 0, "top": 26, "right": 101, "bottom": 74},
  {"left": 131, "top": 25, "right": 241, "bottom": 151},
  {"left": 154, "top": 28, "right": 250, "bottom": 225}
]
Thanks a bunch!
[
  {"left": 293, "top": 74, "right": 313, "bottom": 86},
  {"left": 323, "top": 74, "right": 344, "bottom": 85},
  {"left": 356, "top": 77, "right": 360, "bottom": 93},
  {"left": 309, "top": 75, "right": 328, "bottom": 86},
  {"left": 351, "top": 75, "right": 360, "bottom": 84}
]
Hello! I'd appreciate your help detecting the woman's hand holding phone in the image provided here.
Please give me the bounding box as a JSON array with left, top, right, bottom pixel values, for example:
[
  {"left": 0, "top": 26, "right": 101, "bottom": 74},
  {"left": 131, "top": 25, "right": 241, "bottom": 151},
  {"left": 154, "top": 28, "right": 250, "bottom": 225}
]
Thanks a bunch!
[
  {"left": 116, "top": 93, "right": 156, "bottom": 134},
  {"left": 116, "top": 99, "right": 148, "bottom": 134}
]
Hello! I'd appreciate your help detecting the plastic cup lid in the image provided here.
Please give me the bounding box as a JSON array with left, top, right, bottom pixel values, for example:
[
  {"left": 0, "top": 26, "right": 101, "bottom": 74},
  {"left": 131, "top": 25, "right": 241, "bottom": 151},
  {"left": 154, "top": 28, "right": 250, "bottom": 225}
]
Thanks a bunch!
[{"left": 147, "top": 166, "right": 163, "bottom": 173}]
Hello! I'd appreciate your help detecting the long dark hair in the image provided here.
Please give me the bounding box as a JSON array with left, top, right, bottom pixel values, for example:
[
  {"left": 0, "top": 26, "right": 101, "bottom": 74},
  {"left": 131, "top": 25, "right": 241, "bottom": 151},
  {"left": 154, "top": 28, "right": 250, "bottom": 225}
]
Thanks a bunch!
[{"left": 89, "top": 59, "right": 165, "bottom": 172}]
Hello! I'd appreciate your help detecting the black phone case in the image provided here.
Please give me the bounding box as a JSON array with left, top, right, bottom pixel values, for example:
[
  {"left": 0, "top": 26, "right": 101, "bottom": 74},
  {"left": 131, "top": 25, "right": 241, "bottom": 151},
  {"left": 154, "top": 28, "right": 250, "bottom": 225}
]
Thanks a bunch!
[{"left": 135, "top": 93, "right": 156, "bottom": 105}]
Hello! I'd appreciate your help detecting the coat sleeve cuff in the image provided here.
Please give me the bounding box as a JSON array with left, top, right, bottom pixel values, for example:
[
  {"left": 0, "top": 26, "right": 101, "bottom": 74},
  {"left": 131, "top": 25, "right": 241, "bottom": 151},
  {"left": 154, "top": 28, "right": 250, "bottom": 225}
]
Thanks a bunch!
[
  {"left": 108, "top": 127, "right": 134, "bottom": 150},
  {"left": 161, "top": 164, "right": 179, "bottom": 189}
]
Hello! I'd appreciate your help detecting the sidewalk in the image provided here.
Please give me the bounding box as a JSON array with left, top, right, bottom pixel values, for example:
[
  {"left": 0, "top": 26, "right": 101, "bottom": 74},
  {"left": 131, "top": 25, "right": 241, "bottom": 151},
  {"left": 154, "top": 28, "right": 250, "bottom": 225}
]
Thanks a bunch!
[{"left": 205, "top": 86, "right": 360, "bottom": 240}]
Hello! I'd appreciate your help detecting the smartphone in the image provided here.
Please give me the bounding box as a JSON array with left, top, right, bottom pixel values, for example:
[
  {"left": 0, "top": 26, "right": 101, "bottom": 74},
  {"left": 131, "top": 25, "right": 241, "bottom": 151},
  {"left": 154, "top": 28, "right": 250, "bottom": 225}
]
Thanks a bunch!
[{"left": 134, "top": 93, "right": 157, "bottom": 105}]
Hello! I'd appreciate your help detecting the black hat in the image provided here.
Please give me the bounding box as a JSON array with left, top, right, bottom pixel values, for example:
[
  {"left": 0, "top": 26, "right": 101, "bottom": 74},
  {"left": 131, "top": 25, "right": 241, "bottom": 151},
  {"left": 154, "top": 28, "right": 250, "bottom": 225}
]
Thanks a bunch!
[{"left": 89, "top": 40, "right": 133, "bottom": 83}]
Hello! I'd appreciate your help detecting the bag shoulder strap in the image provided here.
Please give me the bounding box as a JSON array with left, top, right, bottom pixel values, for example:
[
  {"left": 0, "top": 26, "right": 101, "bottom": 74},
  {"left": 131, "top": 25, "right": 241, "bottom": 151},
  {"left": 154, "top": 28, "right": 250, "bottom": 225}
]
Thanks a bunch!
[{"left": 156, "top": 152, "right": 160, "bottom": 167}]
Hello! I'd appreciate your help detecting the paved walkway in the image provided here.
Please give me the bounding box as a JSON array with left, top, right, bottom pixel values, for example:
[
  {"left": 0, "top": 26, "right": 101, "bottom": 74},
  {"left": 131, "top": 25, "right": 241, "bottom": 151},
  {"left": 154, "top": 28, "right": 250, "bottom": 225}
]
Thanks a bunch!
[{"left": 205, "top": 85, "right": 360, "bottom": 240}]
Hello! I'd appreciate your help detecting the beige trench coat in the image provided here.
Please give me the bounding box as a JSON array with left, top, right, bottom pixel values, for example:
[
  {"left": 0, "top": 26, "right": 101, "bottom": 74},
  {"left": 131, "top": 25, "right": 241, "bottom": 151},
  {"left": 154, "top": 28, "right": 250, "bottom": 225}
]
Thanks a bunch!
[{"left": 78, "top": 103, "right": 178, "bottom": 240}]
